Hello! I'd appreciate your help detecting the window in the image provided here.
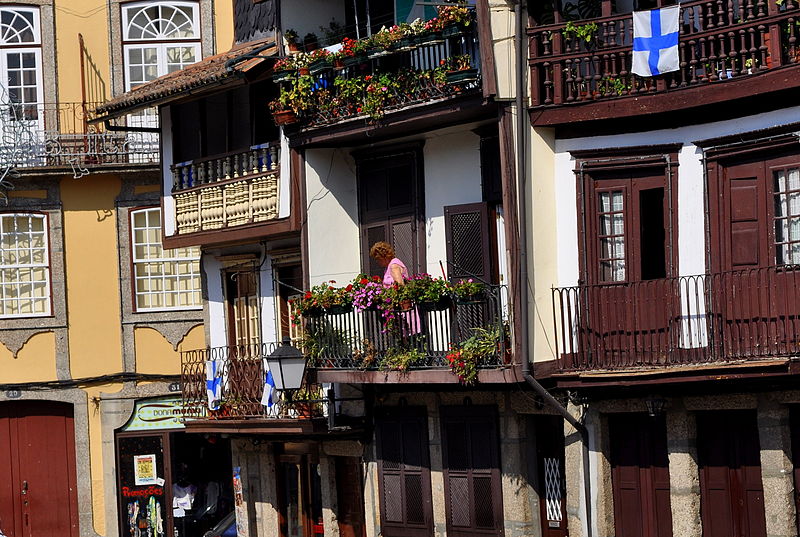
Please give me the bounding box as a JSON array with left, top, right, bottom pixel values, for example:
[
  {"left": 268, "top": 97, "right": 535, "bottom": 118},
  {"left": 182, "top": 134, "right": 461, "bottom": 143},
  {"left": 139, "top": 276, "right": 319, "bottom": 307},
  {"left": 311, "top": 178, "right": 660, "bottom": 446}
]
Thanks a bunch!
[
  {"left": 224, "top": 269, "right": 260, "bottom": 346},
  {"left": 0, "top": 7, "right": 42, "bottom": 126},
  {"left": 122, "top": 1, "right": 201, "bottom": 90},
  {"left": 774, "top": 167, "right": 800, "bottom": 265},
  {"left": 597, "top": 190, "right": 626, "bottom": 282},
  {"left": 131, "top": 208, "right": 201, "bottom": 311},
  {"left": 0, "top": 213, "right": 50, "bottom": 317}
]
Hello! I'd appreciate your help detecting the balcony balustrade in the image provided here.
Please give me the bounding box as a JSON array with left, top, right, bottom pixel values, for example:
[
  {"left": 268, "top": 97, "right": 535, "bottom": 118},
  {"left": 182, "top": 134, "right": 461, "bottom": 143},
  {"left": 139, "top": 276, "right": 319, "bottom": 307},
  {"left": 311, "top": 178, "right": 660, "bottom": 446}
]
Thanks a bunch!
[
  {"left": 552, "top": 265, "right": 800, "bottom": 371},
  {"left": 307, "top": 285, "right": 509, "bottom": 375},
  {"left": 528, "top": 0, "right": 800, "bottom": 108},
  {"left": 171, "top": 144, "right": 280, "bottom": 235},
  {"left": 0, "top": 101, "right": 158, "bottom": 170},
  {"left": 280, "top": 25, "right": 482, "bottom": 129},
  {"left": 181, "top": 342, "right": 328, "bottom": 421}
]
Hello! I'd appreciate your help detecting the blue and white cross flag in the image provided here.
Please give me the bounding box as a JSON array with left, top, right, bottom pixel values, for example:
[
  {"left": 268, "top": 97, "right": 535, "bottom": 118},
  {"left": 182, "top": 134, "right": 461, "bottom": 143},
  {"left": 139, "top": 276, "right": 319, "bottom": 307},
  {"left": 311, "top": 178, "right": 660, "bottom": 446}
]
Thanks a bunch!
[
  {"left": 632, "top": 6, "right": 680, "bottom": 77},
  {"left": 261, "top": 367, "right": 276, "bottom": 408},
  {"left": 205, "top": 359, "right": 222, "bottom": 411}
]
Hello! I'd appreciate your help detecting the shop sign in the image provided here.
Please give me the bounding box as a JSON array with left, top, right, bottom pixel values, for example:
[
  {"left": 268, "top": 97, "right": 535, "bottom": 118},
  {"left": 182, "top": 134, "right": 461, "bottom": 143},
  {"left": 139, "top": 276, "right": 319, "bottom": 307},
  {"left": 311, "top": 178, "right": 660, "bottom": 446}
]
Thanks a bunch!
[{"left": 122, "top": 396, "right": 185, "bottom": 431}]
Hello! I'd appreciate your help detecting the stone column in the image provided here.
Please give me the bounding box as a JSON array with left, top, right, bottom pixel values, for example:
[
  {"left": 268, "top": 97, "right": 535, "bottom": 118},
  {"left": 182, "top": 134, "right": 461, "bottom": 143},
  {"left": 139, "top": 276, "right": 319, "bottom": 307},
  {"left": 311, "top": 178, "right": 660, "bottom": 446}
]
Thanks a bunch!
[
  {"left": 231, "top": 439, "right": 280, "bottom": 537},
  {"left": 498, "top": 404, "right": 538, "bottom": 537},
  {"left": 758, "top": 398, "right": 796, "bottom": 537},
  {"left": 319, "top": 454, "right": 340, "bottom": 537},
  {"left": 427, "top": 402, "right": 448, "bottom": 537},
  {"left": 666, "top": 402, "right": 702, "bottom": 537}
]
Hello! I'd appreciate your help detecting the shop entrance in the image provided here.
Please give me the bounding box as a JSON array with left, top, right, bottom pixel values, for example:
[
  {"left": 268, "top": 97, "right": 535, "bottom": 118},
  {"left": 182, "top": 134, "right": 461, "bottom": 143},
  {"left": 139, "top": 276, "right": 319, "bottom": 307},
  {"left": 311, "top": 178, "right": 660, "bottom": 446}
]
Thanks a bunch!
[{"left": 116, "top": 397, "right": 233, "bottom": 537}]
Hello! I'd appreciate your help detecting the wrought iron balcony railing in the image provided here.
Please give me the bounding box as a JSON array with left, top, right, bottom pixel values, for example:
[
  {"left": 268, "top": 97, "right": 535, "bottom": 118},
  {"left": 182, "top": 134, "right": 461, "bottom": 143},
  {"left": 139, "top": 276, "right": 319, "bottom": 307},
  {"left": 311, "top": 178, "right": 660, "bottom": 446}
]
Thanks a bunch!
[
  {"left": 552, "top": 265, "right": 800, "bottom": 372},
  {"left": 306, "top": 285, "right": 510, "bottom": 374},
  {"left": 171, "top": 143, "right": 280, "bottom": 235},
  {"left": 0, "top": 101, "right": 158, "bottom": 170},
  {"left": 528, "top": 0, "right": 800, "bottom": 108},
  {"left": 181, "top": 342, "right": 328, "bottom": 421}
]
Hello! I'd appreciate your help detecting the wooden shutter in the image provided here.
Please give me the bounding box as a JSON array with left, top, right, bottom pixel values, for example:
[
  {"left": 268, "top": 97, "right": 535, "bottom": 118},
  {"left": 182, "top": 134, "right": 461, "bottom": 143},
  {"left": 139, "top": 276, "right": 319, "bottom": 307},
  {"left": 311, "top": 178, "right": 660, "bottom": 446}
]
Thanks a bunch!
[
  {"left": 444, "top": 202, "right": 493, "bottom": 283},
  {"left": 440, "top": 406, "right": 503, "bottom": 537},
  {"left": 697, "top": 410, "right": 766, "bottom": 537},
  {"left": 609, "top": 413, "right": 672, "bottom": 537},
  {"left": 376, "top": 407, "right": 433, "bottom": 537}
]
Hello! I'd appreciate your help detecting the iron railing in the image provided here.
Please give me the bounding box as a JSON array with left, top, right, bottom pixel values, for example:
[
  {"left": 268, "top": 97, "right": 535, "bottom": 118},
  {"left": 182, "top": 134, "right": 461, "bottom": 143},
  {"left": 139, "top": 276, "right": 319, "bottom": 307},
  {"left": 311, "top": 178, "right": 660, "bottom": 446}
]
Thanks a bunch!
[
  {"left": 528, "top": 0, "right": 800, "bottom": 107},
  {"left": 0, "top": 101, "right": 158, "bottom": 170},
  {"left": 552, "top": 265, "right": 800, "bottom": 371},
  {"left": 180, "top": 342, "right": 328, "bottom": 420},
  {"left": 171, "top": 143, "right": 281, "bottom": 235},
  {"left": 294, "top": 25, "right": 482, "bottom": 128},
  {"left": 308, "top": 285, "right": 510, "bottom": 371}
]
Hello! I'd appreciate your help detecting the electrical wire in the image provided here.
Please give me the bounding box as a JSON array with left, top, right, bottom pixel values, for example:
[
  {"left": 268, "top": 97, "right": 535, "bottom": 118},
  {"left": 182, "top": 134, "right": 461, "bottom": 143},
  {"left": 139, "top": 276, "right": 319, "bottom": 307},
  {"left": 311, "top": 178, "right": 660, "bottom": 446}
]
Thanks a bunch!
[{"left": 0, "top": 372, "right": 180, "bottom": 392}]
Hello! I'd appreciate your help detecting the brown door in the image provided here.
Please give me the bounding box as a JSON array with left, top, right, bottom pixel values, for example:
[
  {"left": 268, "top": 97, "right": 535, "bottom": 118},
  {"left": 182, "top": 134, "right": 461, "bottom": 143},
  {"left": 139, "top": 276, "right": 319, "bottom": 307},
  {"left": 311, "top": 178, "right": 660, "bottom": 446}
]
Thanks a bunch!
[
  {"left": 335, "top": 457, "right": 366, "bottom": 537},
  {"left": 277, "top": 453, "right": 324, "bottom": 537},
  {"left": 696, "top": 410, "right": 766, "bottom": 537},
  {"left": 609, "top": 413, "right": 672, "bottom": 537},
  {"left": 440, "top": 406, "right": 503, "bottom": 537},
  {"left": 533, "top": 415, "right": 568, "bottom": 537},
  {"left": 582, "top": 168, "right": 674, "bottom": 368},
  {"left": 711, "top": 154, "right": 800, "bottom": 359},
  {"left": 0, "top": 401, "right": 79, "bottom": 537},
  {"left": 375, "top": 407, "right": 433, "bottom": 537}
]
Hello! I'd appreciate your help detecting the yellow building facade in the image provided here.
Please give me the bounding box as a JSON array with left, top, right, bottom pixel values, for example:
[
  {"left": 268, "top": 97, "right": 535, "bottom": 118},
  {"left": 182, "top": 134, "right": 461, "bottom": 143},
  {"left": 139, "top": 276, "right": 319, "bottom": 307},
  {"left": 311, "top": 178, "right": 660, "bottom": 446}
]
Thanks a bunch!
[{"left": 0, "top": 2, "right": 231, "bottom": 536}]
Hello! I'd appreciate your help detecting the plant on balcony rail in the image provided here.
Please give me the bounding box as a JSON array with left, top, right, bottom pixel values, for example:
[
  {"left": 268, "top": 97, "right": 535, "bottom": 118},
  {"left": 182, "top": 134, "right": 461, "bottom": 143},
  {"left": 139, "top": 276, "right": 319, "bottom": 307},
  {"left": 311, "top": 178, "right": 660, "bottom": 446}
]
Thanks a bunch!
[
  {"left": 451, "top": 278, "right": 486, "bottom": 302},
  {"left": 447, "top": 325, "right": 505, "bottom": 385},
  {"left": 383, "top": 345, "right": 426, "bottom": 372},
  {"left": 563, "top": 20, "right": 598, "bottom": 44}
]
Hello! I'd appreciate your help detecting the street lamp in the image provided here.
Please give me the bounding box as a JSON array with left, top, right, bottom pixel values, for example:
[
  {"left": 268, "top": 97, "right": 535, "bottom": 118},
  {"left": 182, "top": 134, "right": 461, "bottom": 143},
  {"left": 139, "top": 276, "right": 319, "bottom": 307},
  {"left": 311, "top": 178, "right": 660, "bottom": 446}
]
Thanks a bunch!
[{"left": 265, "top": 337, "right": 307, "bottom": 391}]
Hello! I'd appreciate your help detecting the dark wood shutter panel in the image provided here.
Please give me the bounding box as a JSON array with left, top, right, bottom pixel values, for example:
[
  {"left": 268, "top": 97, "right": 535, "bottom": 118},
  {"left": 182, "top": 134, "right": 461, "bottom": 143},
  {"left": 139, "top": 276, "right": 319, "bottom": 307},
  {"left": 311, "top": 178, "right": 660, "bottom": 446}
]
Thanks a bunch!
[
  {"left": 376, "top": 408, "right": 433, "bottom": 537},
  {"left": 441, "top": 406, "right": 503, "bottom": 537},
  {"left": 335, "top": 457, "right": 366, "bottom": 537},
  {"left": 444, "top": 202, "right": 493, "bottom": 282},
  {"left": 697, "top": 410, "right": 767, "bottom": 537},
  {"left": 363, "top": 224, "right": 388, "bottom": 278}
]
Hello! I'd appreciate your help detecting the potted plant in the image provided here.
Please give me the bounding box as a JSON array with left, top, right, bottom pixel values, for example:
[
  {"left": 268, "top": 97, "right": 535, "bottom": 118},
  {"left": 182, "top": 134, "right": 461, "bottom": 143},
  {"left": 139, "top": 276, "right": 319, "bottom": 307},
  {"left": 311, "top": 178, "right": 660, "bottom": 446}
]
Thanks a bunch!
[
  {"left": 419, "top": 17, "right": 445, "bottom": 45},
  {"left": 446, "top": 325, "right": 502, "bottom": 385},
  {"left": 303, "top": 32, "right": 319, "bottom": 52},
  {"left": 382, "top": 345, "right": 425, "bottom": 372},
  {"left": 308, "top": 48, "right": 331, "bottom": 75},
  {"left": 562, "top": 21, "right": 599, "bottom": 49},
  {"left": 268, "top": 98, "right": 297, "bottom": 126},
  {"left": 278, "top": 73, "right": 315, "bottom": 114},
  {"left": 451, "top": 278, "right": 486, "bottom": 304},
  {"left": 272, "top": 56, "right": 296, "bottom": 83},
  {"left": 340, "top": 37, "right": 370, "bottom": 66},
  {"left": 407, "top": 274, "right": 452, "bottom": 311},
  {"left": 284, "top": 29, "right": 300, "bottom": 53},
  {"left": 290, "top": 384, "right": 324, "bottom": 419},
  {"left": 442, "top": 54, "right": 479, "bottom": 85},
  {"left": 438, "top": 4, "right": 474, "bottom": 38}
]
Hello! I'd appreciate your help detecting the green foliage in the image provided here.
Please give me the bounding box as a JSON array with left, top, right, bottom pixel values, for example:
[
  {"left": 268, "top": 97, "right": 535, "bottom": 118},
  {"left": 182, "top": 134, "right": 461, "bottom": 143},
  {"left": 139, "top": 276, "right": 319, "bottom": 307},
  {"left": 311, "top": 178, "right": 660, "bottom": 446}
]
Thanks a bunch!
[
  {"left": 382, "top": 345, "right": 426, "bottom": 372},
  {"left": 563, "top": 20, "right": 598, "bottom": 43},
  {"left": 446, "top": 325, "right": 503, "bottom": 385}
]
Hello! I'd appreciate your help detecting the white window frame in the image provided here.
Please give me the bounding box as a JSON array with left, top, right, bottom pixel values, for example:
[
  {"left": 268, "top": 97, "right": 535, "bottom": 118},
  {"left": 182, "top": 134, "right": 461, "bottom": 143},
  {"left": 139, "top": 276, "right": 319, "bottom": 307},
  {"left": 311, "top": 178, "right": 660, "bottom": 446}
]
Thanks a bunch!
[
  {"left": 0, "top": 7, "right": 43, "bottom": 133},
  {"left": 0, "top": 212, "right": 51, "bottom": 318},
  {"left": 122, "top": 42, "right": 202, "bottom": 91},
  {"left": 131, "top": 207, "right": 202, "bottom": 312},
  {"left": 121, "top": 1, "right": 200, "bottom": 42},
  {"left": 0, "top": 7, "right": 41, "bottom": 46}
]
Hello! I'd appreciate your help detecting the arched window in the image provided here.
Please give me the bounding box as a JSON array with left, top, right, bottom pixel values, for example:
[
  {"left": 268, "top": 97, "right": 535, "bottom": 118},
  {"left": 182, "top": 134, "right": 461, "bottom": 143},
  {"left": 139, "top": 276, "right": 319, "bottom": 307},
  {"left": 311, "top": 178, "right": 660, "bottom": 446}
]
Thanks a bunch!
[
  {"left": 0, "top": 7, "right": 42, "bottom": 119},
  {"left": 121, "top": 1, "right": 201, "bottom": 90}
]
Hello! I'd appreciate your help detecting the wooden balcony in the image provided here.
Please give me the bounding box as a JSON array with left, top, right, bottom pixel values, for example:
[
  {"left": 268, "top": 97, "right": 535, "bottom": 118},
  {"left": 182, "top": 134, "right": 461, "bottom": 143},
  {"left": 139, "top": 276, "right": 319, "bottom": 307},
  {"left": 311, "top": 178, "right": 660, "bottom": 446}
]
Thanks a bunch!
[
  {"left": 528, "top": 0, "right": 800, "bottom": 125},
  {"left": 171, "top": 144, "right": 280, "bottom": 236},
  {"left": 552, "top": 265, "right": 800, "bottom": 373},
  {"left": 308, "top": 285, "right": 519, "bottom": 384},
  {"left": 180, "top": 342, "right": 331, "bottom": 434}
]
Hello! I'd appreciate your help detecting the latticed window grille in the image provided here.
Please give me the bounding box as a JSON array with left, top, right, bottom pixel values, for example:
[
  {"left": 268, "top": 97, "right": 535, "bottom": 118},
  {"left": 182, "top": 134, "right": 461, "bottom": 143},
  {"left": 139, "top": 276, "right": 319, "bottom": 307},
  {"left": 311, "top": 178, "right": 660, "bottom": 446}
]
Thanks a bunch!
[
  {"left": 0, "top": 213, "right": 49, "bottom": 317},
  {"left": 544, "top": 457, "right": 563, "bottom": 524},
  {"left": 131, "top": 207, "right": 201, "bottom": 311}
]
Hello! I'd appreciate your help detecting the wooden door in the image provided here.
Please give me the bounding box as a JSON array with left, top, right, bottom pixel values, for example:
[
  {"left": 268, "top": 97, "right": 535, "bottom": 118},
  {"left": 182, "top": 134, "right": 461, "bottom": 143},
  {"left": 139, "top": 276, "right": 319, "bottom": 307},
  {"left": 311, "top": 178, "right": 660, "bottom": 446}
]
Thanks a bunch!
[
  {"left": 335, "top": 457, "right": 366, "bottom": 537},
  {"left": 711, "top": 154, "right": 800, "bottom": 359},
  {"left": 696, "top": 410, "right": 766, "bottom": 537},
  {"left": 583, "top": 168, "right": 675, "bottom": 368},
  {"left": 375, "top": 407, "right": 433, "bottom": 537},
  {"left": 0, "top": 401, "right": 79, "bottom": 537},
  {"left": 277, "top": 454, "right": 324, "bottom": 537},
  {"left": 533, "top": 415, "right": 568, "bottom": 537},
  {"left": 609, "top": 413, "right": 672, "bottom": 537},
  {"left": 440, "top": 406, "right": 503, "bottom": 537}
]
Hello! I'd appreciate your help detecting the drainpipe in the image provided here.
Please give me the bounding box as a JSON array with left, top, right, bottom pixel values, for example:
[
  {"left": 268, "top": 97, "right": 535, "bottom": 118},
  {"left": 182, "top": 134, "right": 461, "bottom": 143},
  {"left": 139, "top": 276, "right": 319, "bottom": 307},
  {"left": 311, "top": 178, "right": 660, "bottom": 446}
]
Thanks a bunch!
[{"left": 511, "top": 2, "right": 594, "bottom": 535}]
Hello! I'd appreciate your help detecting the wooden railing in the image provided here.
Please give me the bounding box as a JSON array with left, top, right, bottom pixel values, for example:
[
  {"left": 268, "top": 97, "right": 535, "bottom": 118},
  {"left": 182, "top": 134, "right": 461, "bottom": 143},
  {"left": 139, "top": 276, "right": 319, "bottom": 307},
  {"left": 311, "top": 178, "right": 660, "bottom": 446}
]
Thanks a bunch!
[
  {"left": 171, "top": 144, "right": 280, "bottom": 235},
  {"left": 552, "top": 265, "right": 800, "bottom": 371},
  {"left": 528, "top": 0, "right": 800, "bottom": 107}
]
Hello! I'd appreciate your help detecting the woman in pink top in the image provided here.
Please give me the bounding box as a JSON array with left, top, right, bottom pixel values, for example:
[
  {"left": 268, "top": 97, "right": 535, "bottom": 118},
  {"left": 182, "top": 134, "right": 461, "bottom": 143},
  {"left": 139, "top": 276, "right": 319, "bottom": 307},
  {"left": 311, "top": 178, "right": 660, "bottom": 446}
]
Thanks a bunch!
[{"left": 369, "top": 241, "right": 421, "bottom": 335}]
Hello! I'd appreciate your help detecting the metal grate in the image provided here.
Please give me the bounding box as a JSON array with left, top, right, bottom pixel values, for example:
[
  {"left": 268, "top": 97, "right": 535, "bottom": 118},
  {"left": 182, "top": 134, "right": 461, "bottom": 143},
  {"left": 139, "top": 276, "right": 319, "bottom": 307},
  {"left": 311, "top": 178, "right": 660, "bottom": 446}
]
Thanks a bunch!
[
  {"left": 473, "top": 477, "right": 495, "bottom": 529},
  {"left": 450, "top": 212, "right": 484, "bottom": 278},
  {"left": 544, "top": 457, "right": 563, "bottom": 523},
  {"left": 448, "top": 476, "right": 471, "bottom": 527},
  {"left": 404, "top": 474, "right": 425, "bottom": 525},
  {"left": 383, "top": 475, "right": 403, "bottom": 523}
]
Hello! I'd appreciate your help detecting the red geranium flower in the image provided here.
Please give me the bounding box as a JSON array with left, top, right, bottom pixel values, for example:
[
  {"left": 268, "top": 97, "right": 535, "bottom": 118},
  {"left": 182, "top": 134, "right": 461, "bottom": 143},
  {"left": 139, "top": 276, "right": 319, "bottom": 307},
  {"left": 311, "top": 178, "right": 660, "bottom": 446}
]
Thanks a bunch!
[{"left": 304, "top": 291, "right": 312, "bottom": 299}]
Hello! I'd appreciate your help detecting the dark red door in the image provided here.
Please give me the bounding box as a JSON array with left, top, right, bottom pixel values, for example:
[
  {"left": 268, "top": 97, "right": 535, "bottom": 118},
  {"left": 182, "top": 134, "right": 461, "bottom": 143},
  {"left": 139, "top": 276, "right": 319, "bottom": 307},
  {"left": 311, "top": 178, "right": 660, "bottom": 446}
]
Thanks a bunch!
[
  {"left": 0, "top": 401, "right": 79, "bottom": 537},
  {"left": 609, "top": 413, "right": 672, "bottom": 537},
  {"left": 697, "top": 410, "right": 766, "bottom": 537},
  {"left": 533, "top": 415, "right": 568, "bottom": 537}
]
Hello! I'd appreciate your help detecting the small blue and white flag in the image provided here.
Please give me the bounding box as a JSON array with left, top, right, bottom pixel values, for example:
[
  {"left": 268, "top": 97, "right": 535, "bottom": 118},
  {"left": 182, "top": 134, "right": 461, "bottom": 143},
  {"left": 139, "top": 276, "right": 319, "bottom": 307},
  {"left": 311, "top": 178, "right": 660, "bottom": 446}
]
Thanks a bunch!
[
  {"left": 632, "top": 6, "right": 680, "bottom": 77},
  {"left": 261, "top": 368, "right": 276, "bottom": 407},
  {"left": 205, "top": 360, "right": 222, "bottom": 411}
]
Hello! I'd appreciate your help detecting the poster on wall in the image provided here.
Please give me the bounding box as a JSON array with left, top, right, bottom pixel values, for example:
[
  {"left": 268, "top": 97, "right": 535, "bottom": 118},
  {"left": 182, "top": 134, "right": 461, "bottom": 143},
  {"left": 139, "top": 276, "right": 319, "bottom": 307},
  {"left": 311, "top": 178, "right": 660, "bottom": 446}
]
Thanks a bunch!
[
  {"left": 134, "top": 454, "right": 158, "bottom": 485},
  {"left": 233, "top": 466, "right": 249, "bottom": 537}
]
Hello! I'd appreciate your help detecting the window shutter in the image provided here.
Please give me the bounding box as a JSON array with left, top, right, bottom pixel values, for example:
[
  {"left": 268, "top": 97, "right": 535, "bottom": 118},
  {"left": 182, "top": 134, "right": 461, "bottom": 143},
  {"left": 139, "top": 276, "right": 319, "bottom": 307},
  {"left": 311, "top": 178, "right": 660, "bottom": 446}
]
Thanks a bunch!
[
  {"left": 441, "top": 406, "right": 503, "bottom": 537},
  {"left": 376, "top": 408, "right": 433, "bottom": 537},
  {"left": 444, "top": 202, "right": 493, "bottom": 283},
  {"left": 363, "top": 223, "right": 388, "bottom": 278}
]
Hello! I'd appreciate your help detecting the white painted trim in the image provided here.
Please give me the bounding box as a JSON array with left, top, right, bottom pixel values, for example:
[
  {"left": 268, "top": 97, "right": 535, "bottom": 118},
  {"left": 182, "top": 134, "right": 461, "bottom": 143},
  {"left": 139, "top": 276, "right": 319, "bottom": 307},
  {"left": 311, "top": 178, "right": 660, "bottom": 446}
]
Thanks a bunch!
[
  {"left": 279, "top": 129, "right": 290, "bottom": 219},
  {"left": 203, "top": 254, "right": 226, "bottom": 348},
  {"left": 161, "top": 105, "right": 176, "bottom": 237}
]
